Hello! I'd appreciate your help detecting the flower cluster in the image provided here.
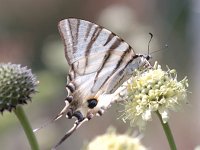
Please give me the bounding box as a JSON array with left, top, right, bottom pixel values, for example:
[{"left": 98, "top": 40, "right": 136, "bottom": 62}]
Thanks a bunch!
[
  {"left": 0, "top": 63, "right": 38, "bottom": 113},
  {"left": 119, "top": 62, "right": 188, "bottom": 130},
  {"left": 84, "top": 128, "right": 146, "bottom": 150}
]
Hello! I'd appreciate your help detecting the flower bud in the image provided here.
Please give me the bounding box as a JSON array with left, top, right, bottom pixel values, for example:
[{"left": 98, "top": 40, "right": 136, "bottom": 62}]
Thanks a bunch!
[{"left": 0, "top": 63, "right": 38, "bottom": 113}]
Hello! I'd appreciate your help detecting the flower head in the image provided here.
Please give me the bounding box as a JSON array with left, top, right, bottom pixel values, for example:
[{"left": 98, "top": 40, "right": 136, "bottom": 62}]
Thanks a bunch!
[
  {"left": 119, "top": 62, "right": 188, "bottom": 130},
  {"left": 0, "top": 63, "right": 38, "bottom": 113},
  {"left": 84, "top": 128, "right": 146, "bottom": 150}
]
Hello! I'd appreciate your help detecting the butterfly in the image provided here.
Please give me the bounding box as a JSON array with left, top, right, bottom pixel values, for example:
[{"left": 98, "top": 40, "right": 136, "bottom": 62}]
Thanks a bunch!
[{"left": 50, "top": 18, "right": 151, "bottom": 149}]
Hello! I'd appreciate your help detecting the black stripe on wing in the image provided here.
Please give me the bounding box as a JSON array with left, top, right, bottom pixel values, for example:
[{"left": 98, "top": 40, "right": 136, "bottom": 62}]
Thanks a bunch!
[
  {"left": 67, "top": 20, "right": 75, "bottom": 52},
  {"left": 93, "top": 37, "right": 123, "bottom": 87},
  {"left": 67, "top": 19, "right": 80, "bottom": 53},
  {"left": 113, "top": 45, "right": 132, "bottom": 72},
  {"left": 91, "top": 33, "right": 134, "bottom": 93},
  {"left": 85, "top": 26, "right": 103, "bottom": 67},
  {"left": 109, "top": 54, "right": 140, "bottom": 93},
  {"left": 84, "top": 23, "right": 93, "bottom": 41},
  {"left": 97, "top": 47, "right": 133, "bottom": 93},
  {"left": 75, "top": 19, "right": 80, "bottom": 53},
  {"left": 103, "top": 33, "right": 115, "bottom": 46}
]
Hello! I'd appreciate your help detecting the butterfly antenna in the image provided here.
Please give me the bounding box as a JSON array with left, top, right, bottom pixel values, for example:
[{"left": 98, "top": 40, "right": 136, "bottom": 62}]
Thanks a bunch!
[
  {"left": 33, "top": 101, "right": 69, "bottom": 132},
  {"left": 148, "top": 32, "right": 153, "bottom": 56},
  {"left": 51, "top": 118, "right": 88, "bottom": 150}
]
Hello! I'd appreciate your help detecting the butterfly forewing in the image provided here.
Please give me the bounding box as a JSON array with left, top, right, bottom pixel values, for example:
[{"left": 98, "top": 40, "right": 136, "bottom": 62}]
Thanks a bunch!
[{"left": 58, "top": 18, "right": 137, "bottom": 96}]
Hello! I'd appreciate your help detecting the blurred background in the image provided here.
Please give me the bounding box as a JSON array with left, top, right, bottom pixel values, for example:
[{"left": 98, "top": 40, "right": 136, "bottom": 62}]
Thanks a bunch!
[{"left": 0, "top": 0, "right": 199, "bottom": 150}]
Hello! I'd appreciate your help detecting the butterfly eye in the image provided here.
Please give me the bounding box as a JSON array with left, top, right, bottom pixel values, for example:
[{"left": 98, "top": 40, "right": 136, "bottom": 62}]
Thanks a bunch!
[{"left": 87, "top": 98, "right": 98, "bottom": 109}]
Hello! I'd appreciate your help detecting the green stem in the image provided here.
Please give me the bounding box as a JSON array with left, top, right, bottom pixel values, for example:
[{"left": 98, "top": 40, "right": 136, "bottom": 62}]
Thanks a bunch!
[
  {"left": 14, "top": 106, "right": 40, "bottom": 150},
  {"left": 156, "top": 111, "right": 177, "bottom": 150}
]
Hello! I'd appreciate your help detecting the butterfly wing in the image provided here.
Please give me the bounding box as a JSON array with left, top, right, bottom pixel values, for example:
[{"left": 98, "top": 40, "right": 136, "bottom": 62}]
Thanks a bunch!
[
  {"left": 53, "top": 18, "right": 150, "bottom": 149},
  {"left": 58, "top": 18, "right": 139, "bottom": 99}
]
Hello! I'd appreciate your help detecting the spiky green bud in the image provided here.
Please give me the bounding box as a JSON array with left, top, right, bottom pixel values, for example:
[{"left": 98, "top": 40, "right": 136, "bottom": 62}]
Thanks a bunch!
[{"left": 0, "top": 63, "right": 38, "bottom": 113}]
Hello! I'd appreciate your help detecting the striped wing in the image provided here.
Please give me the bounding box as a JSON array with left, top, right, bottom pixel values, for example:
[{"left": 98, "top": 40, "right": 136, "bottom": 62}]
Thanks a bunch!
[
  {"left": 58, "top": 18, "right": 137, "bottom": 97},
  {"left": 52, "top": 18, "right": 150, "bottom": 149}
]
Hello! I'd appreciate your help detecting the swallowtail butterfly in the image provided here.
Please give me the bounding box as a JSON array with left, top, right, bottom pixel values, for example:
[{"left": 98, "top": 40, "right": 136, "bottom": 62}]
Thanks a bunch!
[{"left": 51, "top": 18, "right": 151, "bottom": 149}]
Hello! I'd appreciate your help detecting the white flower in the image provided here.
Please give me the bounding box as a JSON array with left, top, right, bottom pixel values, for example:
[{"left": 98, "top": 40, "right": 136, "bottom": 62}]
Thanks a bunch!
[
  {"left": 84, "top": 128, "right": 147, "bottom": 150},
  {"left": 118, "top": 62, "right": 188, "bottom": 130}
]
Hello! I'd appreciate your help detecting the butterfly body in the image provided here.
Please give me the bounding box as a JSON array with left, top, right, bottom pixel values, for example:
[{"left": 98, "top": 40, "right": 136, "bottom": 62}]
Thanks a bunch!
[{"left": 53, "top": 18, "right": 151, "bottom": 149}]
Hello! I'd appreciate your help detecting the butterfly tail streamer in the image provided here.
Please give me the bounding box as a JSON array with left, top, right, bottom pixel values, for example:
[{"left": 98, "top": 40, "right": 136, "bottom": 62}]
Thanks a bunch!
[
  {"left": 51, "top": 118, "right": 89, "bottom": 150},
  {"left": 33, "top": 101, "right": 70, "bottom": 132}
]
